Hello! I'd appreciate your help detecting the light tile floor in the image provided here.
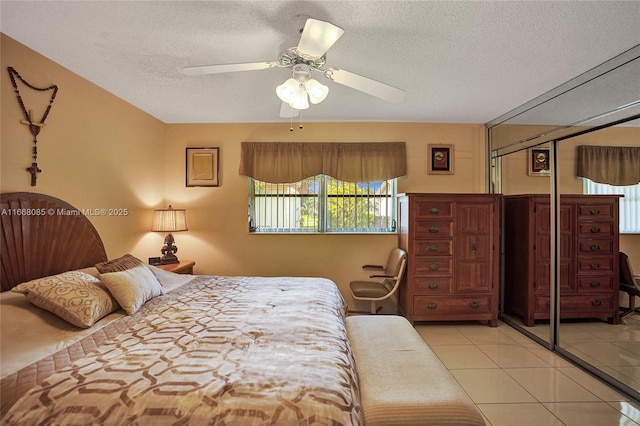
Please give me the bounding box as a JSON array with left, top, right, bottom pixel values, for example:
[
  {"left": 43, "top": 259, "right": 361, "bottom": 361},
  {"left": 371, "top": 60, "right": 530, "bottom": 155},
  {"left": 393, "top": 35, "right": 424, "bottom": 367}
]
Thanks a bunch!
[
  {"left": 414, "top": 321, "right": 640, "bottom": 425},
  {"left": 520, "top": 313, "right": 640, "bottom": 391}
]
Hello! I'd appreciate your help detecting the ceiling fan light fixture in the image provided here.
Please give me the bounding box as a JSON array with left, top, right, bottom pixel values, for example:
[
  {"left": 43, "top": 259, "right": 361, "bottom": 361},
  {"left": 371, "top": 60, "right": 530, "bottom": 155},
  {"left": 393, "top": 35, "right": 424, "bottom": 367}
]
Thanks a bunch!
[
  {"left": 276, "top": 78, "right": 299, "bottom": 104},
  {"left": 289, "top": 85, "right": 310, "bottom": 110},
  {"left": 305, "top": 79, "right": 329, "bottom": 104}
]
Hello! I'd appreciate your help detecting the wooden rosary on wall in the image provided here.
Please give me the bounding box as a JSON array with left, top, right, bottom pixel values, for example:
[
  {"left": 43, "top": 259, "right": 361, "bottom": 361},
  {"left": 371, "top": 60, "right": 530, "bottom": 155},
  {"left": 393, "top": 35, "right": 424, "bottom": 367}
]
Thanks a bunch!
[{"left": 8, "top": 67, "right": 59, "bottom": 186}]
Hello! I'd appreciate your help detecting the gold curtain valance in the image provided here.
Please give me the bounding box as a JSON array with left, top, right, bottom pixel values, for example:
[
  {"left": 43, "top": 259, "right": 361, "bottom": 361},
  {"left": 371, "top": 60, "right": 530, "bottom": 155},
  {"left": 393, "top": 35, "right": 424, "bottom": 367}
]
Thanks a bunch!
[
  {"left": 239, "top": 142, "right": 407, "bottom": 183},
  {"left": 576, "top": 145, "right": 640, "bottom": 186}
]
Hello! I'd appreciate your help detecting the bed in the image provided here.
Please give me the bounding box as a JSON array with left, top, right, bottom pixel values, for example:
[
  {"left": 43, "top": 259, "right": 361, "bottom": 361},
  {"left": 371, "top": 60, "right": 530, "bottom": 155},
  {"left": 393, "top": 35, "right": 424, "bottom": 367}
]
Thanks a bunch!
[{"left": 1, "top": 192, "right": 362, "bottom": 424}]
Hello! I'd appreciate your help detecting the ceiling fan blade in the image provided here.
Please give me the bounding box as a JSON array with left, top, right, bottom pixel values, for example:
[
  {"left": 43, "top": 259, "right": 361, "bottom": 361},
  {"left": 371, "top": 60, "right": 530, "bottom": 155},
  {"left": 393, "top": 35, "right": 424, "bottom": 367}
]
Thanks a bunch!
[
  {"left": 183, "top": 61, "right": 281, "bottom": 76},
  {"left": 296, "top": 18, "right": 345, "bottom": 58},
  {"left": 323, "top": 67, "right": 406, "bottom": 103},
  {"left": 279, "top": 102, "right": 299, "bottom": 118}
]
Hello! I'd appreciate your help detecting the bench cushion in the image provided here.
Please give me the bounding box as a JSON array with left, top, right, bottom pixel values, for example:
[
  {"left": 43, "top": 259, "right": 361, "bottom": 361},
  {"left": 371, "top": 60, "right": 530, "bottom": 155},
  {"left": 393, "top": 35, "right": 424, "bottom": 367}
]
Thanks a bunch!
[{"left": 346, "top": 316, "right": 485, "bottom": 426}]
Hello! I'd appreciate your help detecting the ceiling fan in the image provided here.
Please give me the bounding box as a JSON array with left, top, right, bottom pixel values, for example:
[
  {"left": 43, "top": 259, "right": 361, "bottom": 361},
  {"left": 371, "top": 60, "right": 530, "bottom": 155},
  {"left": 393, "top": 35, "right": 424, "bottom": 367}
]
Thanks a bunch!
[{"left": 182, "top": 18, "right": 406, "bottom": 118}]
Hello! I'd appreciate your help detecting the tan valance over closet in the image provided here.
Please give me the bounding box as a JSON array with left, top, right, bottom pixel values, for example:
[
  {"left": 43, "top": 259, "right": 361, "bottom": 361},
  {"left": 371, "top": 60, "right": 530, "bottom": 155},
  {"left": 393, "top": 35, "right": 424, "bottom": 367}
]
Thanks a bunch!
[{"left": 577, "top": 145, "right": 640, "bottom": 185}]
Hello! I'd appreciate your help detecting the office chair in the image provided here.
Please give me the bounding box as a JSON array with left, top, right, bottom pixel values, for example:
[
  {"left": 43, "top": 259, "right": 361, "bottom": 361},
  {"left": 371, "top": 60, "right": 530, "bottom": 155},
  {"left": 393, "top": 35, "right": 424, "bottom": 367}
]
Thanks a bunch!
[
  {"left": 620, "top": 251, "right": 640, "bottom": 318},
  {"left": 349, "top": 247, "right": 407, "bottom": 314}
]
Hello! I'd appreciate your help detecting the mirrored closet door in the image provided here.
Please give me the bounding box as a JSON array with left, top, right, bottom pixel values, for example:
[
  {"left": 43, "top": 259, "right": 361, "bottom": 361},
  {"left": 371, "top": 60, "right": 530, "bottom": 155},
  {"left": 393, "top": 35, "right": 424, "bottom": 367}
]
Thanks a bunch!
[{"left": 487, "top": 44, "right": 640, "bottom": 401}]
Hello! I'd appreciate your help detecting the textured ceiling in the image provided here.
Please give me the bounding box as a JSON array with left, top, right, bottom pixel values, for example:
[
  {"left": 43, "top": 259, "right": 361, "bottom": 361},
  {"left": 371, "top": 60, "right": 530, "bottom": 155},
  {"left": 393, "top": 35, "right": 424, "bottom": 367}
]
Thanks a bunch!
[{"left": 2, "top": 1, "right": 639, "bottom": 124}]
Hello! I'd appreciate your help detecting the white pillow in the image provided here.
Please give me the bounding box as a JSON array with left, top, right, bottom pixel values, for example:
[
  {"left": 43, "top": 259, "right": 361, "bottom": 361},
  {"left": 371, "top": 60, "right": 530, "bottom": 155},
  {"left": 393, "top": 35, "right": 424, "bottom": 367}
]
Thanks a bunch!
[{"left": 99, "top": 265, "right": 164, "bottom": 315}]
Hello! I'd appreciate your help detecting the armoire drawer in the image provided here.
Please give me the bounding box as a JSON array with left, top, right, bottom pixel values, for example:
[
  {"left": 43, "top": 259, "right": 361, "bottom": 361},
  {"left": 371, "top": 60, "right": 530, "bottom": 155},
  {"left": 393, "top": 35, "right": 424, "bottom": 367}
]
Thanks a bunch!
[
  {"left": 413, "top": 239, "right": 452, "bottom": 256},
  {"left": 414, "top": 296, "right": 492, "bottom": 316},
  {"left": 577, "top": 276, "right": 614, "bottom": 292},
  {"left": 577, "top": 257, "right": 614, "bottom": 273},
  {"left": 577, "top": 222, "right": 615, "bottom": 237},
  {"left": 577, "top": 239, "right": 614, "bottom": 256},
  {"left": 577, "top": 204, "right": 614, "bottom": 219},
  {"left": 413, "top": 277, "right": 453, "bottom": 295},
  {"left": 412, "top": 258, "right": 453, "bottom": 275},
  {"left": 414, "top": 201, "right": 453, "bottom": 218},
  {"left": 535, "top": 295, "right": 614, "bottom": 313},
  {"left": 414, "top": 220, "right": 453, "bottom": 238}
]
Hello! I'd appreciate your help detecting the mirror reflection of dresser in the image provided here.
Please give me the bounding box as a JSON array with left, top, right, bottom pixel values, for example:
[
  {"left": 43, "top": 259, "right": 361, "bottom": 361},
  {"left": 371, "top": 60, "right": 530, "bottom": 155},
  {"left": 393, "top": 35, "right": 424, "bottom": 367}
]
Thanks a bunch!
[{"left": 503, "top": 194, "right": 621, "bottom": 327}]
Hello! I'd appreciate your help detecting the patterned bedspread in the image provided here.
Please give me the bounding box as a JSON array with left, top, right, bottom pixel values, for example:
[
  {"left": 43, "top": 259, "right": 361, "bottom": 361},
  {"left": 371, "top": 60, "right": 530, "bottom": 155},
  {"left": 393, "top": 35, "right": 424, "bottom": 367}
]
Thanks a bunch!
[{"left": 2, "top": 276, "right": 362, "bottom": 425}]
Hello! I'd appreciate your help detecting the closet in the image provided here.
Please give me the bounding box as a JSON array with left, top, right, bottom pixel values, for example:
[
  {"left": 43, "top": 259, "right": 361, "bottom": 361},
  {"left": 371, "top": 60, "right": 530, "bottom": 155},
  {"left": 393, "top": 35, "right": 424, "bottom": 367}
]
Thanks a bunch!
[{"left": 487, "top": 44, "right": 640, "bottom": 400}]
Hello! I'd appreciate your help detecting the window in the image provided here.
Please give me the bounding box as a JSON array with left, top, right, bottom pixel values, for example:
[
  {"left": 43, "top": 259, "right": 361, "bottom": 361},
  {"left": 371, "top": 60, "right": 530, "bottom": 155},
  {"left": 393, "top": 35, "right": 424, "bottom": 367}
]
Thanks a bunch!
[
  {"left": 249, "top": 175, "right": 397, "bottom": 233},
  {"left": 583, "top": 179, "right": 640, "bottom": 233}
]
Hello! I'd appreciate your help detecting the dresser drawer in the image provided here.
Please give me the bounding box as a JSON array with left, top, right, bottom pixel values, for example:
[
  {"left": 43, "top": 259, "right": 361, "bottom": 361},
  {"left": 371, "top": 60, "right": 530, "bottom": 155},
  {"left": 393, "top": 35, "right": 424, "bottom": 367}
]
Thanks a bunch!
[
  {"left": 578, "top": 222, "right": 615, "bottom": 237},
  {"left": 413, "top": 258, "right": 453, "bottom": 276},
  {"left": 577, "top": 204, "right": 614, "bottom": 220},
  {"left": 577, "top": 257, "right": 614, "bottom": 274},
  {"left": 577, "top": 276, "right": 614, "bottom": 292},
  {"left": 535, "top": 295, "right": 614, "bottom": 313},
  {"left": 413, "top": 201, "right": 453, "bottom": 218},
  {"left": 414, "top": 220, "right": 453, "bottom": 238},
  {"left": 414, "top": 296, "right": 492, "bottom": 316},
  {"left": 413, "top": 277, "right": 452, "bottom": 295},
  {"left": 413, "top": 239, "right": 452, "bottom": 256},
  {"left": 577, "top": 239, "right": 614, "bottom": 256}
]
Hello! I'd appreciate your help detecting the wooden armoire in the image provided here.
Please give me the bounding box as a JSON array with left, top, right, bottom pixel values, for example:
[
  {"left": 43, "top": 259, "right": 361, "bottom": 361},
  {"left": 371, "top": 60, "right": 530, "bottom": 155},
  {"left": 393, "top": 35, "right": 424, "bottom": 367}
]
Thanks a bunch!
[
  {"left": 398, "top": 193, "right": 501, "bottom": 326},
  {"left": 503, "top": 194, "right": 621, "bottom": 327}
]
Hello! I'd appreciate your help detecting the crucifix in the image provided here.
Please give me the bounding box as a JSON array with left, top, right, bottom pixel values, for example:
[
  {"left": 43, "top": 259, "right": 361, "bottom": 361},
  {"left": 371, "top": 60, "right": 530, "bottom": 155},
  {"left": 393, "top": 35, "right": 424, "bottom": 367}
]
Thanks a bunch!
[{"left": 8, "top": 67, "right": 58, "bottom": 186}]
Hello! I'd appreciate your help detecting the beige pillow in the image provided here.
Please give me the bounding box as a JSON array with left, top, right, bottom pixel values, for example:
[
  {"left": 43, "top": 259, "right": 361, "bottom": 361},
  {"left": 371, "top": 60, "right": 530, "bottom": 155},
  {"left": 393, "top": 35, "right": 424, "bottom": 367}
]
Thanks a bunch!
[
  {"left": 95, "top": 254, "right": 144, "bottom": 273},
  {"left": 99, "top": 265, "right": 164, "bottom": 315},
  {"left": 13, "top": 271, "right": 119, "bottom": 328}
]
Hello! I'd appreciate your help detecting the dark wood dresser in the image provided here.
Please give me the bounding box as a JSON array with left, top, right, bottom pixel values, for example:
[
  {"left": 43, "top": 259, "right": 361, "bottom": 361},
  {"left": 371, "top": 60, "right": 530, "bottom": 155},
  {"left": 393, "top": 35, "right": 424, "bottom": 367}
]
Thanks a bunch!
[
  {"left": 503, "top": 194, "right": 620, "bottom": 326},
  {"left": 398, "top": 193, "right": 501, "bottom": 326}
]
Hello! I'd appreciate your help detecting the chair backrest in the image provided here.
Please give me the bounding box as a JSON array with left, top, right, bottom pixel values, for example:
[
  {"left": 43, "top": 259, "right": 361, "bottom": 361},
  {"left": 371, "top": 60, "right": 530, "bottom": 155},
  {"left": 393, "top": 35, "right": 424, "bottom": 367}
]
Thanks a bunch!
[
  {"left": 384, "top": 247, "right": 408, "bottom": 279},
  {"left": 382, "top": 248, "right": 407, "bottom": 295},
  {"left": 620, "top": 251, "right": 640, "bottom": 290}
]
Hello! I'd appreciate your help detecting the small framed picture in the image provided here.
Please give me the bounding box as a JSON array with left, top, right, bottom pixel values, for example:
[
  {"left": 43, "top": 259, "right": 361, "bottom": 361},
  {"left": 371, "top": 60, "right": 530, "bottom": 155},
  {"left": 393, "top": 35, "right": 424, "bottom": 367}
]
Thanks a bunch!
[
  {"left": 186, "top": 147, "right": 220, "bottom": 187},
  {"left": 528, "top": 148, "right": 550, "bottom": 176},
  {"left": 427, "top": 144, "right": 454, "bottom": 175}
]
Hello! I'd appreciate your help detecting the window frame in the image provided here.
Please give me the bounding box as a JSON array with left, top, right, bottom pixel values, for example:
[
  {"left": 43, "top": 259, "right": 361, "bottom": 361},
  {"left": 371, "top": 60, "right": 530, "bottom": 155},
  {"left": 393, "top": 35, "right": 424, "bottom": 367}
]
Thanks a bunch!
[{"left": 248, "top": 175, "right": 398, "bottom": 234}]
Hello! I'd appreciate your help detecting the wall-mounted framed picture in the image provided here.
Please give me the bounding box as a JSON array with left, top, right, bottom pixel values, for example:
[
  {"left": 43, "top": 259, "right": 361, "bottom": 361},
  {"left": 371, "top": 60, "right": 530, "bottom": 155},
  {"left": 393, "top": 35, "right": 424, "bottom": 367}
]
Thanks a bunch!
[
  {"left": 427, "top": 144, "right": 454, "bottom": 175},
  {"left": 528, "top": 148, "right": 550, "bottom": 176},
  {"left": 186, "top": 147, "right": 220, "bottom": 187}
]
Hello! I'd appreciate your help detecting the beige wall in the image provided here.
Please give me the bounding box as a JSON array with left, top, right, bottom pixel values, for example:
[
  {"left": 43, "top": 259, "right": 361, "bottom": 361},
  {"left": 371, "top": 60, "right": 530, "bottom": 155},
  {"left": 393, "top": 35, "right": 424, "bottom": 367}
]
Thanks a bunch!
[
  {"left": 163, "top": 122, "right": 486, "bottom": 307},
  {"left": 1, "top": 34, "right": 487, "bottom": 309},
  {"left": 1, "top": 34, "right": 165, "bottom": 258}
]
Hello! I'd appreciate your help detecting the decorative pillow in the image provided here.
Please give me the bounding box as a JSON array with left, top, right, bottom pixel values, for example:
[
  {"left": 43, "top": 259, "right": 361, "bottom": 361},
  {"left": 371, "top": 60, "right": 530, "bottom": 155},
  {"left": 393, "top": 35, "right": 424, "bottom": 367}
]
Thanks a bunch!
[
  {"left": 12, "top": 271, "right": 119, "bottom": 328},
  {"left": 12, "top": 270, "right": 102, "bottom": 294},
  {"left": 95, "top": 253, "right": 144, "bottom": 273},
  {"left": 99, "top": 264, "right": 164, "bottom": 315}
]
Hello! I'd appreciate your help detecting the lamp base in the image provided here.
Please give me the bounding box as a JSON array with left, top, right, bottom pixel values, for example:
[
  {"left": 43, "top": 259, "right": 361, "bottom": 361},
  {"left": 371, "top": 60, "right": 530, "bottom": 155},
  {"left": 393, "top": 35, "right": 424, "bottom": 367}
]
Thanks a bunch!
[
  {"left": 160, "top": 233, "right": 180, "bottom": 264},
  {"left": 161, "top": 254, "right": 180, "bottom": 265}
]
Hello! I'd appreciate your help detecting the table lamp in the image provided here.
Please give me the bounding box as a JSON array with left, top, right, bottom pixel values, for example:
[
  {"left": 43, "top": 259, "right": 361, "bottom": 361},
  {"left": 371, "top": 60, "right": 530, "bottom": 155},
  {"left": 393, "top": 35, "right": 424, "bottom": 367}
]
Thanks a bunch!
[{"left": 151, "top": 205, "right": 188, "bottom": 264}]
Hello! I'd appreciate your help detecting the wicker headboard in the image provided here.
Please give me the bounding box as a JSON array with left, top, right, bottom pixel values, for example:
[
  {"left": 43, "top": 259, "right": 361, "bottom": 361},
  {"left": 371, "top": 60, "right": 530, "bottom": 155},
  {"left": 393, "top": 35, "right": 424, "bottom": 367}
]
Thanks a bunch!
[{"left": 0, "top": 192, "right": 108, "bottom": 291}]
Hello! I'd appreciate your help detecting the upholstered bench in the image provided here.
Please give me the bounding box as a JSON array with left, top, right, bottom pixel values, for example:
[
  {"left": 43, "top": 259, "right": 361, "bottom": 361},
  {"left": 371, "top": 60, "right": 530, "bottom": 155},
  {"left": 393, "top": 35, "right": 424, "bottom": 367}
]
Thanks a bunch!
[{"left": 346, "top": 316, "right": 485, "bottom": 426}]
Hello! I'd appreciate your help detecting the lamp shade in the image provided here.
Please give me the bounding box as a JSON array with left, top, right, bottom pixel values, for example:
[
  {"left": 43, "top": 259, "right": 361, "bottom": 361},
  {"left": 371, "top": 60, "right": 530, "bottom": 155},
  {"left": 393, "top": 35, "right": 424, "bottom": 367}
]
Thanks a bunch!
[
  {"left": 305, "top": 79, "right": 329, "bottom": 104},
  {"left": 151, "top": 206, "right": 188, "bottom": 232},
  {"left": 276, "top": 78, "right": 298, "bottom": 104},
  {"left": 289, "top": 86, "right": 310, "bottom": 110}
]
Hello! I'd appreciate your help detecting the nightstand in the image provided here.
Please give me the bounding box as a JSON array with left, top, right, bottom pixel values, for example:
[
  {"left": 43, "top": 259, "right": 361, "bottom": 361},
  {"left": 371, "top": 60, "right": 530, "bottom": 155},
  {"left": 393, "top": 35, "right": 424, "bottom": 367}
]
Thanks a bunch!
[{"left": 156, "top": 260, "right": 195, "bottom": 274}]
